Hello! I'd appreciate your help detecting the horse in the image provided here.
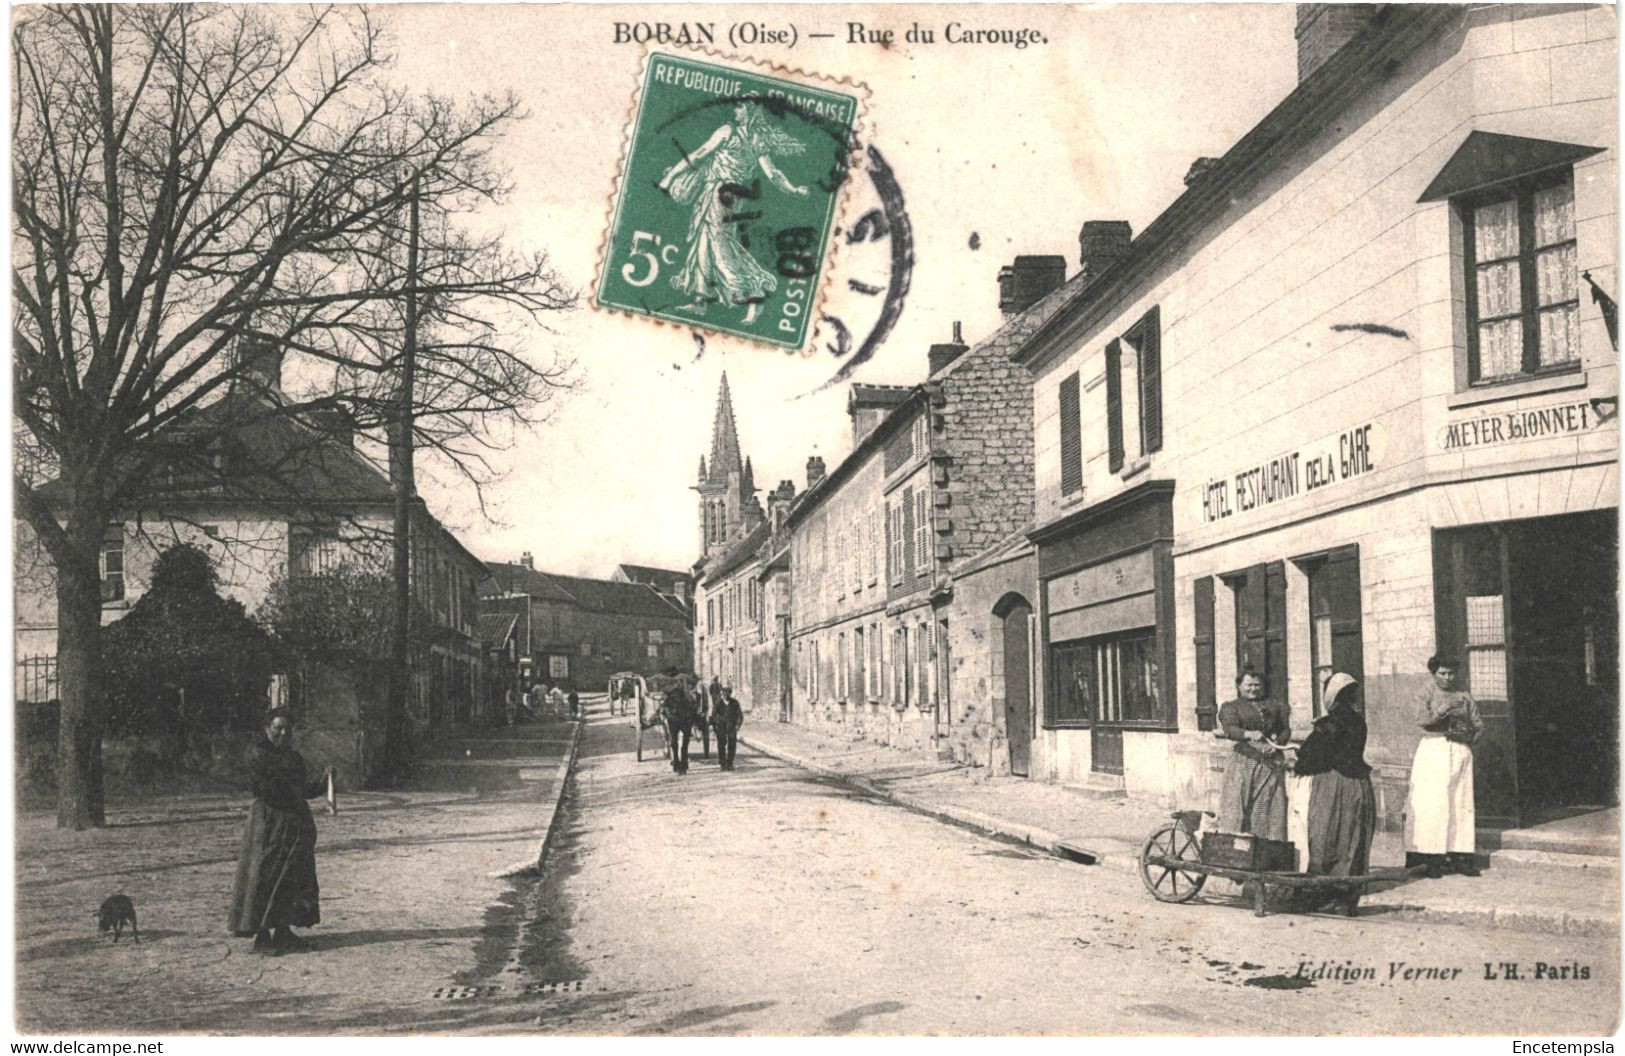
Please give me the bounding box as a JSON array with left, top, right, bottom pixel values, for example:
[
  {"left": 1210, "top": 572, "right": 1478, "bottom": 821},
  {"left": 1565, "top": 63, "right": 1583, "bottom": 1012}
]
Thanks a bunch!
[{"left": 656, "top": 680, "right": 696, "bottom": 775}]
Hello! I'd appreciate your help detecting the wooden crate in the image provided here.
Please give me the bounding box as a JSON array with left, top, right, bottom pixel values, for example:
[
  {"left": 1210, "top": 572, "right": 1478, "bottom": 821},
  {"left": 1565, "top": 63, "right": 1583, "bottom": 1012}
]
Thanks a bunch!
[{"left": 1200, "top": 831, "right": 1297, "bottom": 872}]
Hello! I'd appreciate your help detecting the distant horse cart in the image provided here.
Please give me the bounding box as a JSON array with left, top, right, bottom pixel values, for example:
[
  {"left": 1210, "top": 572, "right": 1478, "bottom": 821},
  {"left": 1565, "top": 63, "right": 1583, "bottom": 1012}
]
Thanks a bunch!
[{"left": 608, "top": 672, "right": 641, "bottom": 718}]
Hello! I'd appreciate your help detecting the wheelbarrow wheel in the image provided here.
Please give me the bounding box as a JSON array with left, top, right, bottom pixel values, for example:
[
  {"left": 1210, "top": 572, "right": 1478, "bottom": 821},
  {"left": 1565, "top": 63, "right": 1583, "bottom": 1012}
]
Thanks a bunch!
[{"left": 1139, "top": 823, "right": 1207, "bottom": 903}]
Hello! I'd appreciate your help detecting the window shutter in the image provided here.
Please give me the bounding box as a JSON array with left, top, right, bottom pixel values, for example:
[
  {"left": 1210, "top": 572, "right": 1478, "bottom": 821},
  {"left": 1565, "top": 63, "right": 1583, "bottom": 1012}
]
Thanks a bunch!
[
  {"left": 1193, "top": 576, "right": 1216, "bottom": 731},
  {"left": 1140, "top": 308, "right": 1163, "bottom": 454},
  {"left": 1327, "top": 546, "right": 1364, "bottom": 689},
  {"left": 1105, "top": 339, "right": 1124, "bottom": 473},
  {"left": 1059, "top": 372, "right": 1082, "bottom": 495},
  {"left": 914, "top": 487, "right": 929, "bottom": 578},
  {"left": 1239, "top": 564, "right": 1267, "bottom": 675},
  {"left": 901, "top": 487, "right": 916, "bottom": 581},
  {"left": 1265, "top": 560, "right": 1288, "bottom": 699}
]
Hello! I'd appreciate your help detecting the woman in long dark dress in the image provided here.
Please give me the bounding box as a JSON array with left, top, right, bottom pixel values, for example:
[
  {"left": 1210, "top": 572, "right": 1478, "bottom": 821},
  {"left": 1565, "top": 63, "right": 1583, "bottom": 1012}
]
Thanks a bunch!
[
  {"left": 228, "top": 708, "right": 331, "bottom": 954},
  {"left": 1215, "top": 668, "right": 1291, "bottom": 839},
  {"left": 1294, "top": 672, "right": 1377, "bottom": 879}
]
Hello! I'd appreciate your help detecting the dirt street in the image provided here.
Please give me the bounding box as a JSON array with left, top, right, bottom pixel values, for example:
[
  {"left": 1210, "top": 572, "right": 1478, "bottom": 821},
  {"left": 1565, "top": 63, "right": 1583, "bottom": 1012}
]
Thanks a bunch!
[{"left": 15, "top": 705, "right": 1618, "bottom": 1036}]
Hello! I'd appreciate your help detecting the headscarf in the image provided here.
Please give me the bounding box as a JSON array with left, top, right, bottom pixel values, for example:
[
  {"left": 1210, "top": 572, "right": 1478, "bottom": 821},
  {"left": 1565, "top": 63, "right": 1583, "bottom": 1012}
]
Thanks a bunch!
[{"left": 1321, "top": 672, "right": 1359, "bottom": 714}]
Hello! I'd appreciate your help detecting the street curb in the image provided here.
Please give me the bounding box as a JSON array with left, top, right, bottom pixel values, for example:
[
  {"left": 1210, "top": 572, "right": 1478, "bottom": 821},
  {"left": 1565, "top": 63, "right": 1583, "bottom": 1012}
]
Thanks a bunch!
[
  {"left": 741, "top": 732, "right": 1619, "bottom": 938},
  {"left": 741, "top": 733, "right": 1081, "bottom": 865},
  {"left": 491, "top": 717, "right": 583, "bottom": 879}
]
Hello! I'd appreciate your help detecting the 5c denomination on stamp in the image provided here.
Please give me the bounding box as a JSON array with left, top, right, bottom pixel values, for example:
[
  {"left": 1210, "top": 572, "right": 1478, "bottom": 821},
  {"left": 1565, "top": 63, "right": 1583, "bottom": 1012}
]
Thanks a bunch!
[{"left": 596, "top": 51, "right": 863, "bottom": 350}]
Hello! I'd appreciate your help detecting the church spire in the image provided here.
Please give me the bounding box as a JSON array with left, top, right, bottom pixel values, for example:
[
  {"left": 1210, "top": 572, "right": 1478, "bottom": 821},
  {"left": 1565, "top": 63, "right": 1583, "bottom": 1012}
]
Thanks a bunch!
[{"left": 708, "top": 372, "right": 744, "bottom": 483}]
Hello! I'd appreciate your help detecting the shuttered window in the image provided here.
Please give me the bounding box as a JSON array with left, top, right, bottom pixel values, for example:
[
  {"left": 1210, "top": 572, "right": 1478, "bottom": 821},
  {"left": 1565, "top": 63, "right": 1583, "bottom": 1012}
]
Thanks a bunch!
[
  {"left": 901, "top": 487, "right": 916, "bottom": 582},
  {"left": 1229, "top": 561, "right": 1288, "bottom": 702},
  {"left": 868, "top": 507, "right": 880, "bottom": 584},
  {"left": 1105, "top": 339, "right": 1124, "bottom": 473},
  {"left": 913, "top": 487, "right": 930, "bottom": 579},
  {"left": 1059, "top": 372, "right": 1082, "bottom": 495},
  {"left": 887, "top": 499, "right": 904, "bottom": 585},
  {"left": 1135, "top": 307, "right": 1163, "bottom": 454},
  {"left": 1193, "top": 575, "right": 1217, "bottom": 731},
  {"left": 1302, "top": 545, "right": 1364, "bottom": 717}
]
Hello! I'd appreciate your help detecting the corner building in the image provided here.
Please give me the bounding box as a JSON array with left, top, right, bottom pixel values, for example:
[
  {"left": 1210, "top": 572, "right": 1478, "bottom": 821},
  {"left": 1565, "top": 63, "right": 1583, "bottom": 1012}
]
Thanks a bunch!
[{"left": 1016, "top": 4, "right": 1618, "bottom": 829}]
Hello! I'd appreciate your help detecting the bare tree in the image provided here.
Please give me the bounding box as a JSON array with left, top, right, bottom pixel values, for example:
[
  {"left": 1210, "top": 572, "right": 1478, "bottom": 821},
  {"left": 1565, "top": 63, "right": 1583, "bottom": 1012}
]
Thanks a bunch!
[{"left": 13, "top": 4, "right": 573, "bottom": 829}]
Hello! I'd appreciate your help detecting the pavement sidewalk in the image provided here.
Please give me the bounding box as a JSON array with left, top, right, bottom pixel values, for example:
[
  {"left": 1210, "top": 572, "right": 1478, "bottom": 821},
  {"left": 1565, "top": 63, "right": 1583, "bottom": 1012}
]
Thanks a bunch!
[
  {"left": 741, "top": 719, "right": 1620, "bottom": 938},
  {"left": 14, "top": 712, "right": 583, "bottom": 1035}
]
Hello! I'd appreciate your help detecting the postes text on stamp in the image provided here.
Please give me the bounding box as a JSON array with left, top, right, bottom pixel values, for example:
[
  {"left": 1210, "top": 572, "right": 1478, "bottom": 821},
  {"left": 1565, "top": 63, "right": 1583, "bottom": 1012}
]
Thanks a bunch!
[{"left": 596, "top": 52, "right": 861, "bottom": 350}]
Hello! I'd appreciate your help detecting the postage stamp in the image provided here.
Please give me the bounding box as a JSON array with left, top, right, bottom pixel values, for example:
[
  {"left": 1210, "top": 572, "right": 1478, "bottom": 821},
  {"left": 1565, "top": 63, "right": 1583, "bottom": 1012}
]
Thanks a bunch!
[{"left": 596, "top": 51, "right": 863, "bottom": 350}]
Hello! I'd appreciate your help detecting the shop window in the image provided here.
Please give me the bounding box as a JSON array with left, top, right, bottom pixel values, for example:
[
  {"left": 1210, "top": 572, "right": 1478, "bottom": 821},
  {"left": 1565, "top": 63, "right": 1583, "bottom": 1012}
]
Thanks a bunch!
[
  {"left": 1299, "top": 545, "right": 1364, "bottom": 717},
  {"left": 1049, "top": 629, "right": 1160, "bottom": 725},
  {"left": 100, "top": 524, "right": 125, "bottom": 603},
  {"left": 1049, "top": 639, "right": 1093, "bottom": 725},
  {"left": 1059, "top": 372, "right": 1082, "bottom": 495},
  {"left": 1465, "top": 594, "right": 1508, "bottom": 699},
  {"left": 1460, "top": 170, "right": 1581, "bottom": 384},
  {"left": 1225, "top": 561, "right": 1288, "bottom": 704}
]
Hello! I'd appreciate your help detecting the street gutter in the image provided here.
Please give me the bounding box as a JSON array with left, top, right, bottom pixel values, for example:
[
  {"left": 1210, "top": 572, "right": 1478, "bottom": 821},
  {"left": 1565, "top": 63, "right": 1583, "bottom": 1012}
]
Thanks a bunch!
[{"left": 492, "top": 716, "right": 583, "bottom": 879}]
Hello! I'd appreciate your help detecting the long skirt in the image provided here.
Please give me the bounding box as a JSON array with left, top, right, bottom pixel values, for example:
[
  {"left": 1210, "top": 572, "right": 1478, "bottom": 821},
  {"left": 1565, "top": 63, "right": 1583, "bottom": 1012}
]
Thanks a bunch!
[
  {"left": 1406, "top": 736, "right": 1476, "bottom": 854},
  {"left": 228, "top": 800, "right": 320, "bottom": 936},
  {"left": 1307, "top": 771, "right": 1376, "bottom": 876},
  {"left": 1217, "top": 749, "right": 1287, "bottom": 840}
]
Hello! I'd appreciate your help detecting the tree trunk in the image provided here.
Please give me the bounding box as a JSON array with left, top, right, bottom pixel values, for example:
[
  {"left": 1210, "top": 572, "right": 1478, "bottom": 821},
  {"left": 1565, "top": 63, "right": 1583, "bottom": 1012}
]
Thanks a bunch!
[{"left": 55, "top": 537, "right": 107, "bottom": 829}]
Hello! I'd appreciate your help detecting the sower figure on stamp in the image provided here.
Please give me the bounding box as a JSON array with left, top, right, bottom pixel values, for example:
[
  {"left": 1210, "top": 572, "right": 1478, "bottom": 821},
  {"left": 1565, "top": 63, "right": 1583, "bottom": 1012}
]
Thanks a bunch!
[
  {"left": 228, "top": 708, "right": 329, "bottom": 956},
  {"left": 1214, "top": 667, "right": 1292, "bottom": 840},
  {"left": 658, "top": 100, "right": 809, "bottom": 325}
]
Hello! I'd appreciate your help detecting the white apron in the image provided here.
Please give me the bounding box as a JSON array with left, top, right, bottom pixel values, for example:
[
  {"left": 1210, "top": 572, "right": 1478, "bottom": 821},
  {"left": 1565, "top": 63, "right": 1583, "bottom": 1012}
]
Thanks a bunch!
[{"left": 1406, "top": 735, "right": 1475, "bottom": 854}]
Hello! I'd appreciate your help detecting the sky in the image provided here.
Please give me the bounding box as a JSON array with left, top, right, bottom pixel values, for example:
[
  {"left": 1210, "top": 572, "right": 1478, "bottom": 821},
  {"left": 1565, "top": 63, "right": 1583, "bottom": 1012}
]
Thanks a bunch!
[{"left": 381, "top": 3, "right": 1300, "bottom": 578}]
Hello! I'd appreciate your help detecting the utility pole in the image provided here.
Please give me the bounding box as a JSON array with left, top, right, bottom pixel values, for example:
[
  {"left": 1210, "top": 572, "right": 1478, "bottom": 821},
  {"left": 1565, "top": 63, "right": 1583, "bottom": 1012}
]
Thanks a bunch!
[{"left": 384, "top": 170, "right": 422, "bottom": 782}]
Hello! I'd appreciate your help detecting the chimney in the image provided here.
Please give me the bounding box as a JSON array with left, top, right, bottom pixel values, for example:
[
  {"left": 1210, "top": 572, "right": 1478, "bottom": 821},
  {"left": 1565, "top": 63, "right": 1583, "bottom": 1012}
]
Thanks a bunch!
[
  {"left": 308, "top": 406, "right": 354, "bottom": 449},
  {"left": 1079, "top": 220, "right": 1133, "bottom": 281},
  {"left": 997, "top": 256, "right": 1067, "bottom": 316},
  {"left": 848, "top": 385, "right": 912, "bottom": 445},
  {"left": 1295, "top": 4, "right": 1379, "bottom": 83},
  {"left": 233, "top": 339, "right": 285, "bottom": 393},
  {"left": 929, "top": 321, "right": 970, "bottom": 375},
  {"left": 768, "top": 480, "right": 797, "bottom": 532},
  {"left": 520, "top": 551, "right": 534, "bottom": 570},
  {"left": 806, "top": 456, "right": 827, "bottom": 489},
  {"left": 1184, "top": 157, "right": 1221, "bottom": 187}
]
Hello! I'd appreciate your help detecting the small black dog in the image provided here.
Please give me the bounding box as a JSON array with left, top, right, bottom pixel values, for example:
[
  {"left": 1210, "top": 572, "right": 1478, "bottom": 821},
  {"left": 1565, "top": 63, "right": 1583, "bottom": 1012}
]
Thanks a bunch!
[{"left": 94, "top": 894, "right": 138, "bottom": 944}]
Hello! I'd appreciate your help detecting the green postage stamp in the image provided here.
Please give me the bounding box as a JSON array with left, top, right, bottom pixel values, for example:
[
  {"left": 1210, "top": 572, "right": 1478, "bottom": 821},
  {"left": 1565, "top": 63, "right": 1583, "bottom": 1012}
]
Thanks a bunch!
[{"left": 596, "top": 52, "right": 863, "bottom": 349}]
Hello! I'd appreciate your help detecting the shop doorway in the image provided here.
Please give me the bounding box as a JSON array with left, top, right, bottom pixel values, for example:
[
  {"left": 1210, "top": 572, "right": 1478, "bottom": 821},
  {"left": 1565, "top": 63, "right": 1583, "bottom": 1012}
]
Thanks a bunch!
[
  {"left": 996, "top": 594, "right": 1033, "bottom": 777},
  {"left": 1433, "top": 508, "right": 1618, "bottom": 828}
]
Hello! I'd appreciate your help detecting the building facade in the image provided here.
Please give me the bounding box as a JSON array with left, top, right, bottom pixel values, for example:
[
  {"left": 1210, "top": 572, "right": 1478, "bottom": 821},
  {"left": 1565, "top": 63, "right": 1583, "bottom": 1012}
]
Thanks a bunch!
[
  {"left": 13, "top": 347, "right": 494, "bottom": 780},
  {"left": 1015, "top": 3, "right": 1618, "bottom": 827},
  {"left": 483, "top": 556, "right": 693, "bottom": 690}
]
